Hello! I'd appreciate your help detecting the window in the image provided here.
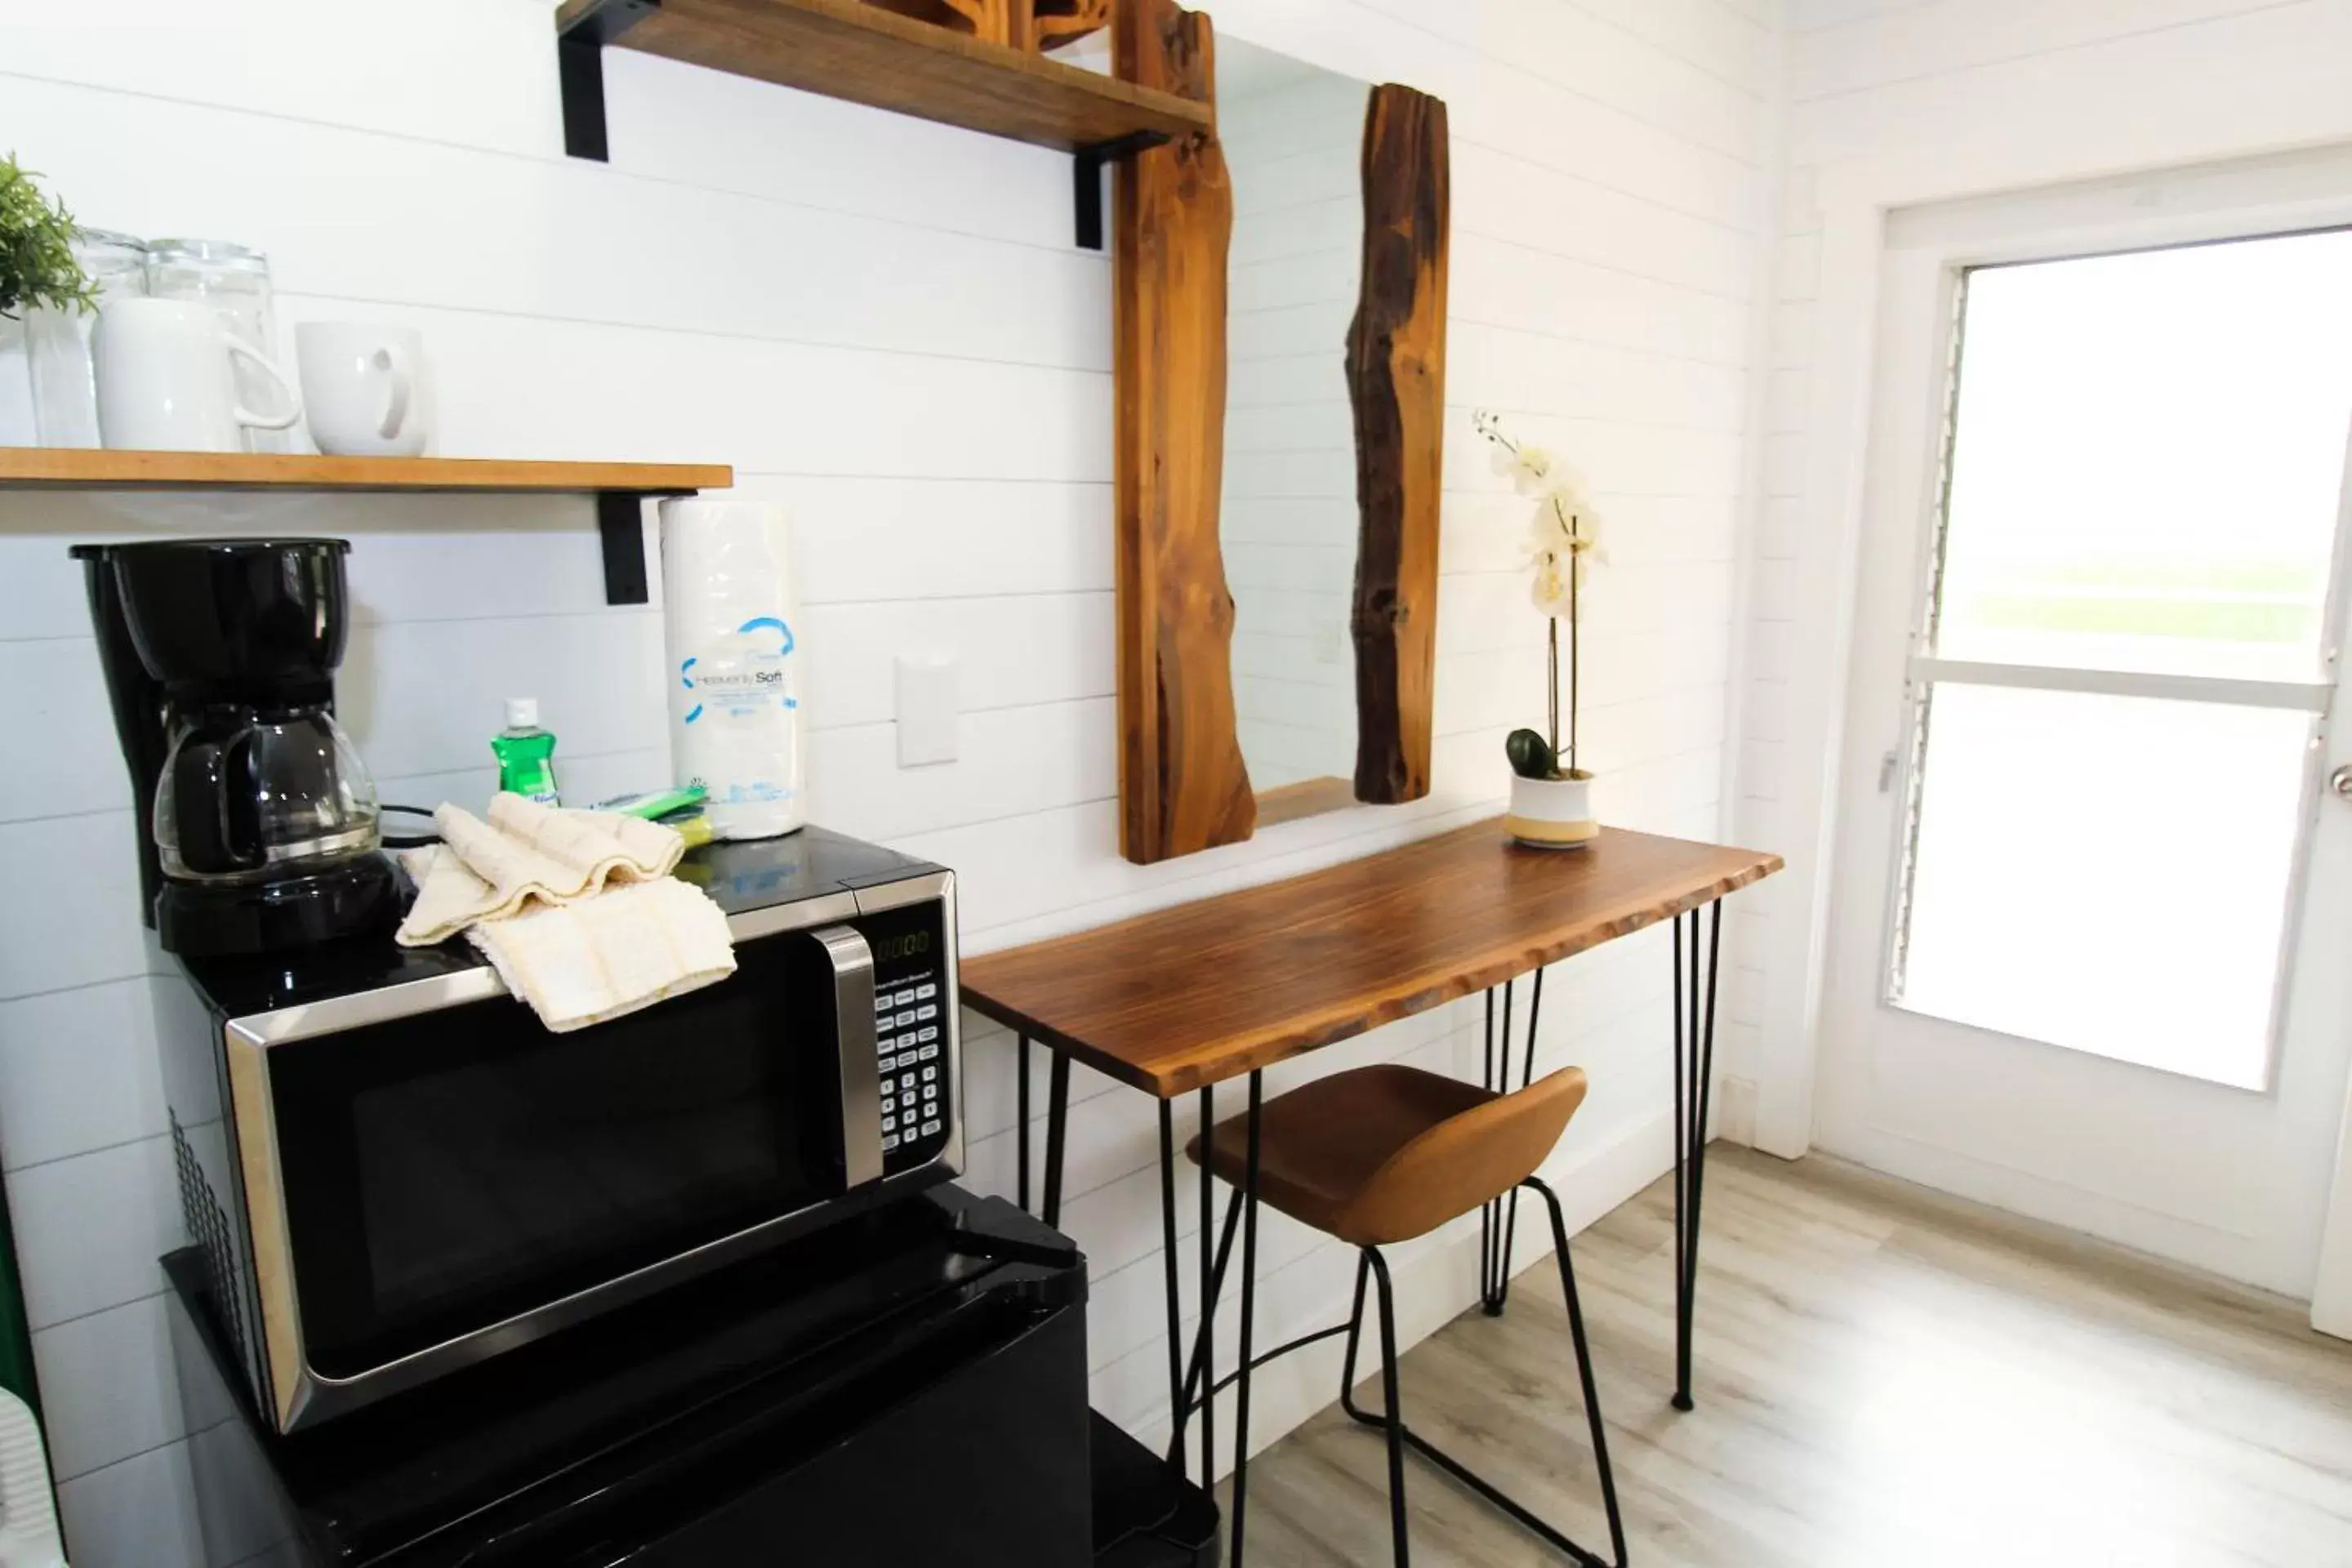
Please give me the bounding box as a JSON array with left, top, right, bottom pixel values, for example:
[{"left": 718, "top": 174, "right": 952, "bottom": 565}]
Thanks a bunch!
[{"left": 1890, "top": 229, "right": 2352, "bottom": 1089}]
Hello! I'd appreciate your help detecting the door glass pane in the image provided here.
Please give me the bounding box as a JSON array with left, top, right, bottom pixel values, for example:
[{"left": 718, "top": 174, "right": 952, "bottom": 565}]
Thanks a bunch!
[
  {"left": 1896, "top": 683, "right": 2311, "bottom": 1089},
  {"left": 1935, "top": 229, "right": 2352, "bottom": 682}
]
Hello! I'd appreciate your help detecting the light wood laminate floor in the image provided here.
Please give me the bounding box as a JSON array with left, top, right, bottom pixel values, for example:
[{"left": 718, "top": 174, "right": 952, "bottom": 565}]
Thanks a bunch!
[{"left": 1226, "top": 1147, "right": 2352, "bottom": 1567}]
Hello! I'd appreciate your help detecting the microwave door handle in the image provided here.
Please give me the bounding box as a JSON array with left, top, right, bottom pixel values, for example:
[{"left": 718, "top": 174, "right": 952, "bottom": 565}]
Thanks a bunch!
[{"left": 812, "top": 924, "right": 885, "bottom": 1188}]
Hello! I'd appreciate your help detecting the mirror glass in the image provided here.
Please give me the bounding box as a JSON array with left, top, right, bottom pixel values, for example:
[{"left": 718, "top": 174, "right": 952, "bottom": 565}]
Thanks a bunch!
[{"left": 1218, "top": 38, "right": 1371, "bottom": 822}]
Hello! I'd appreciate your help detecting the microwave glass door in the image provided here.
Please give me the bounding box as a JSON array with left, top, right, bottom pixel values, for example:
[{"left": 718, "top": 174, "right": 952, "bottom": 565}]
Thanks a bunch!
[{"left": 266, "top": 935, "right": 850, "bottom": 1380}]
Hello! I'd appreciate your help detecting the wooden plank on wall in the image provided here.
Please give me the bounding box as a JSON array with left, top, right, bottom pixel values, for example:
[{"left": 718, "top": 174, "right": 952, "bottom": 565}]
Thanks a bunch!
[
  {"left": 1112, "top": 0, "right": 1255, "bottom": 864},
  {"left": 1348, "top": 83, "right": 1449, "bottom": 805}
]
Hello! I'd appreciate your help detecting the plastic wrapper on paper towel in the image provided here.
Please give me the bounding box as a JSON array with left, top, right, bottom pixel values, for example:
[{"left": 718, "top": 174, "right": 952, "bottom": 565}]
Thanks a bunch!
[{"left": 659, "top": 498, "right": 805, "bottom": 840}]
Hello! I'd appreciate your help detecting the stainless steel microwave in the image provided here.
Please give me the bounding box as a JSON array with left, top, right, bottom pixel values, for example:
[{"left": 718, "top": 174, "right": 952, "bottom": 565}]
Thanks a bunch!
[{"left": 161, "top": 827, "right": 961, "bottom": 1434}]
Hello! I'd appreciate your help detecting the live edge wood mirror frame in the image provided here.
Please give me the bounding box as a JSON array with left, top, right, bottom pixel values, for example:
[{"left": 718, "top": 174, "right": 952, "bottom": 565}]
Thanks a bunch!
[{"left": 1116, "top": 0, "right": 1449, "bottom": 864}]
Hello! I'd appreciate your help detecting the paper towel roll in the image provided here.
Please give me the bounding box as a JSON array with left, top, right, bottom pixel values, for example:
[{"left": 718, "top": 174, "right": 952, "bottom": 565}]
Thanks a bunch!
[{"left": 660, "top": 498, "right": 806, "bottom": 840}]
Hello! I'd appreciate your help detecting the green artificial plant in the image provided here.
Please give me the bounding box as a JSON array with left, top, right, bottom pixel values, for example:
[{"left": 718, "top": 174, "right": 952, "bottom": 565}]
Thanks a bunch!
[{"left": 0, "top": 154, "right": 97, "bottom": 321}]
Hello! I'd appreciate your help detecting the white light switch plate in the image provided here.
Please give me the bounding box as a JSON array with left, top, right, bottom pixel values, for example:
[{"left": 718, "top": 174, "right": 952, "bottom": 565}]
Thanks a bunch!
[{"left": 895, "top": 652, "right": 960, "bottom": 767}]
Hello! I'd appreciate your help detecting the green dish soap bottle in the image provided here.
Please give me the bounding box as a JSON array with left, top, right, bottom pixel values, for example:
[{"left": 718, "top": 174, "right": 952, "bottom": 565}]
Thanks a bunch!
[{"left": 493, "top": 697, "right": 561, "bottom": 805}]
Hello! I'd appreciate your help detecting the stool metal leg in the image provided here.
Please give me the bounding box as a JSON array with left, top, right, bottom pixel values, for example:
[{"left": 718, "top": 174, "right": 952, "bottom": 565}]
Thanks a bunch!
[
  {"left": 1532, "top": 1175, "right": 1630, "bottom": 1568},
  {"left": 1339, "top": 1183, "right": 1629, "bottom": 1568},
  {"left": 1370, "top": 1249, "right": 1412, "bottom": 1567},
  {"left": 1339, "top": 1250, "right": 1374, "bottom": 1423},
  {"left": 1335, "top": 1246, "right": 1414, "bottom": 1566}
]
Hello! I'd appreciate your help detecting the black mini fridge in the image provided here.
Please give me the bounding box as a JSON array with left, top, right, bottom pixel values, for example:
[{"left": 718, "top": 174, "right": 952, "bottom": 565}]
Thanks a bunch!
[{"left": 167, "top": 1187, "right": 1094, "bottom": 1566}]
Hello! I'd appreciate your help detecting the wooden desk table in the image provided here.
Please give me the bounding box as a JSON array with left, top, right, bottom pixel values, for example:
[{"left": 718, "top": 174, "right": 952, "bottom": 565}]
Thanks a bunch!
[{"left": 962, "top": 820, "right": 1780, "bottom": 1552}]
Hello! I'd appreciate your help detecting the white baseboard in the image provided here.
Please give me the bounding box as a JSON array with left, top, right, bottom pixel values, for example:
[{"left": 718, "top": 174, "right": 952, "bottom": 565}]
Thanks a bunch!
[{"left": 1715, "top": 1075, "right": 1757, "bottom": 1148}]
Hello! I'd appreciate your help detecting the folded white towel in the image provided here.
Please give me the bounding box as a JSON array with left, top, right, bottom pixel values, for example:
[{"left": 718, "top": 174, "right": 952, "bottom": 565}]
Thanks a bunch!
[
  {"left": 466, "top": 878, "right": 737, "bottom": 1033},
  {"left": 395, "top": 793, "right": 737, "bottom": 1033},
  {"left": 397, "top": 794, "right": 687, "bottom": 946}
]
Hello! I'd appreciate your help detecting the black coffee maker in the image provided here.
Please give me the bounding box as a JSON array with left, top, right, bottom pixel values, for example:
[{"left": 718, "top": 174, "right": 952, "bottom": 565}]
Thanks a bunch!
[{"left": 75, "top": 538, "right": 396, "bottom": 955}]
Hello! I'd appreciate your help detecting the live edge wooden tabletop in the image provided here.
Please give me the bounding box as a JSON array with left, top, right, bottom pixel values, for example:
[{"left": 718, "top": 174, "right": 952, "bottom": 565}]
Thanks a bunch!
[{"left": 960, "top": 819, "right": 1782, "bottom": 1099}]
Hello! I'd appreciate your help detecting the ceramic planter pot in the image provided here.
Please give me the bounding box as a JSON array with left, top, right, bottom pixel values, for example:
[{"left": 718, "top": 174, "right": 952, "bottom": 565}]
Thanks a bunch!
[{"left": 1506, "top": 770, "right": 1596, "bottom": 849}]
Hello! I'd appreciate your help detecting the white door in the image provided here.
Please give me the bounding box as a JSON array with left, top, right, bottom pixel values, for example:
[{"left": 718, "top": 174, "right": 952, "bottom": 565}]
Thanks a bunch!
[{"left": 1816, "top": 149, "right": 2352, "bottom": 1312}]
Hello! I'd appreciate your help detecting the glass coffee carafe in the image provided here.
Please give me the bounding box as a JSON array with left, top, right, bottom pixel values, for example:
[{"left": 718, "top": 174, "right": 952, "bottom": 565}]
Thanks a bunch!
[{"left": 154, "top": 706, "right": 381, "bottom": 882}]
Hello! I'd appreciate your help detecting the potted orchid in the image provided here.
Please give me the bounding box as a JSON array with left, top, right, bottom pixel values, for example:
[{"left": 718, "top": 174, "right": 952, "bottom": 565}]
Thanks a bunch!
[{"left": 1475, "top": 409, "right": 1603, "bottom": 849}]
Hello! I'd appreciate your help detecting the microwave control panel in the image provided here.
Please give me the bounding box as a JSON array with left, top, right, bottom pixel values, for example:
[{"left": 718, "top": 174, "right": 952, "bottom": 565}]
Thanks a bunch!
[{"left": 862, "top": 900, "right": 953, "bottom": 1177}]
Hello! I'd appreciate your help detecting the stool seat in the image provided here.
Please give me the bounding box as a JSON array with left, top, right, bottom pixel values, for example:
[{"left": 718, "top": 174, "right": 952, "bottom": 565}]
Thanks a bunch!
[{"left": 1186, "top": 1062, "right": 1588, "bottom": 1247}]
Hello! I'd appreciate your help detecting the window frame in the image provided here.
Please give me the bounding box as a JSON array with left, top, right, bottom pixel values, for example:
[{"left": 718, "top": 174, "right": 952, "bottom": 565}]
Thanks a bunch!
[{"left": 1875, "top": 225, "right": 2352, "bottom": 1094}]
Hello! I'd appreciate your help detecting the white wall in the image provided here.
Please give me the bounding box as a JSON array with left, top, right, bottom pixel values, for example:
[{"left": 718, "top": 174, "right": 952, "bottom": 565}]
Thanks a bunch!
[
  {"left": 1732, "top": 0, "right": 2352, "bottom": 1154},
  {"left": 0, "top": 1, "right": 1779, "bottom": 1561},
  {"left": 1221, "top": 56, "right": 1365, "bottom": 791}
]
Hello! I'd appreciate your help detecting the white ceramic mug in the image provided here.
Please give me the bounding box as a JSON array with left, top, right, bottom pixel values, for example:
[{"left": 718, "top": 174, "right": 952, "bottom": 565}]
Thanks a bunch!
[
  {"left": 296, "top": 323, "right": 430, "bottom": 458},
  {"left": 94, "top": 297, "right": 301, "bottom": 452}
]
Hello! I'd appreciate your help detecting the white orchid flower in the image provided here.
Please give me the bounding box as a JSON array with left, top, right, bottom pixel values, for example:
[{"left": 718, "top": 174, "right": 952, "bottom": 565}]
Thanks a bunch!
[
  {"left": 1567, "top": 508, "right": 1605, "bottom": 568},
  {"left": 1508, "top": 444, "right": 1560, "bottom": 497},
  {"left": 1526, "top": 499, "right": 1604, "bottom": 608},
  {"left": 1530, "top": 551, "right": 1570, "bottom": 615},
  {"left": 1481, "top": 408, "right": 1606, "bottom": 614},
  {"left": 1528, "top": 500, "right": 1573, "bottom": 555}
]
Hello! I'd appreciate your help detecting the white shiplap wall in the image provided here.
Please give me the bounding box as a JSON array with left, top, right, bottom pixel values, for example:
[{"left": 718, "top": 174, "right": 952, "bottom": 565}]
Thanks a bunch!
[
  {"left": 1731, "top": 0, "right": 2352, "bottom": 1152},
  {"left": 0, "top": 1, "right": 1780, "bottom": 1561}
]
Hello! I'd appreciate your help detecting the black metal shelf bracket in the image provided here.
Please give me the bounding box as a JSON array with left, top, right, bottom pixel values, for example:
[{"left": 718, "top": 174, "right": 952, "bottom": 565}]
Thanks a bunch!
[
  {"left": 560, "top": 0, "right": 1169, "bottom": 249},
  {"left": 1072, "top": 131, "right": 1169, "bottom": 251},
  {"left": 559, "top": 0, "right": 663, "bottom": 162},
  {"left": 599, "top": 491, "right": 701, "bottom": 606}
]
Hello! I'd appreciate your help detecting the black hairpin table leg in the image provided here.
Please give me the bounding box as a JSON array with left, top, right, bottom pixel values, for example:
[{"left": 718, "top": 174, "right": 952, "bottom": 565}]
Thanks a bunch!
[
  {"left": 1196, "top": 1082, "right": 1215, "bottom": 1486},
  {"left": 1016, "top": 1034, "right": 1031, "bottom": 1214},
  {"left": 1157, "top": 1099, "right": 1186, "bottom": 1477},
  {"left": 1491, "top": 966, "right": 1544, "bottom": 1316},
  {"left": 1477, "top": 969, "right": 1545, "bottom": 1316},
  {"left": 1227, "top": 1071, "right": 1266, "bottom": 1565},
  {"left": 1478, "top": 979, "right": 1513, "bottom": 1312},
  {"left": 1041, "top": 1052, "right": 1071, "bottom": 1229},
  {"left": 1670, "top": 899, "right": 1723, "bottom": 1412}
]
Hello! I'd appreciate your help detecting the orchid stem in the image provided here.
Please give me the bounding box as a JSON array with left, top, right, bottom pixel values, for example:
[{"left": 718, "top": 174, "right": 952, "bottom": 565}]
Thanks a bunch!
[
  {"left": 1568, "top": 546, "right": 1579, "bottom": 777},
  {"left": 1546, "top": 617, "right": 1560, "bottom": 767}
]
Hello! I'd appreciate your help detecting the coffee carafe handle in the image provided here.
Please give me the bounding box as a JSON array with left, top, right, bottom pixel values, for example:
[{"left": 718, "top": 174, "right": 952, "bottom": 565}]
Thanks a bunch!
[{"left": 172, "top": 728, "right": 267, "bottom": 876}]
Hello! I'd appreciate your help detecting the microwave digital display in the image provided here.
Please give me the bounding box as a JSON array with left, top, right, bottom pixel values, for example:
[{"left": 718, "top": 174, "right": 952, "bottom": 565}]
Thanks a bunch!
[{"left": 874, "top": 931, "right": 930, "bottom": 963}]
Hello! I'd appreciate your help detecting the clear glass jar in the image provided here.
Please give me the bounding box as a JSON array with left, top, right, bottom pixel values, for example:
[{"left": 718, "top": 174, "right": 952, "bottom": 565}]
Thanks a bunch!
[
  {"left": 0, "top": 315, "right": 32, "bottom": 448},
  {"left": 145, "top": 238, "right": 285, "bottom": 453},
  {"left": 29, "top": 229, "right": 147, "bottom": 449}
]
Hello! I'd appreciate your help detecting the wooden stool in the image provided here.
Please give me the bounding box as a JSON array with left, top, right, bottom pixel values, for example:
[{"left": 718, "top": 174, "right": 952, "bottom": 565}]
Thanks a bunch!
[{"left": 1187, "top": 1062, "right": 1628, "bottom": 1567}]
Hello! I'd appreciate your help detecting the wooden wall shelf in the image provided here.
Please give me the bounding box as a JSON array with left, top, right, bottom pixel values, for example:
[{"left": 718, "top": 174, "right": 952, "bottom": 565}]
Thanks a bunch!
[
  {"left": 0, "top": 448, "right": 733, "bottom": 604},
  {"left": 0, "top": 448, "right": 729, "bottom": 495},
  {"left": 554, "top": 0, "right": 1212, "bottom": 245}
]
